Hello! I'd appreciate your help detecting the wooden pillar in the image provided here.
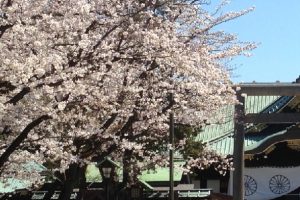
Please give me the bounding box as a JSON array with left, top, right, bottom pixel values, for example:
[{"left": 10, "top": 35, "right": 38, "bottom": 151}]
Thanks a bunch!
[
  {"left": 233, "top": 92, "right": 245, "bottom": 200},
  {"left": 169, "top": 93, "right": 174, "bottom": 200}
]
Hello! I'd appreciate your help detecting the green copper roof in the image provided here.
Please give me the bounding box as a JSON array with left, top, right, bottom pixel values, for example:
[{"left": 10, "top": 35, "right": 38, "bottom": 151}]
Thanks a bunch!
[
  {"left": 98, "top": 157, "right": 120, "bottom": 168},
  {"left": 23, "top": 161, "right": 47, "bottom": 172},
  {"left": 0, "top": 178, "right": 30, "bottom": 193},
  {"left": 196, "top": 96, "right": 293, "bottom": 155},
  {"left": 85, "top": 161, "right": 185, "bottom": 183},
  {"left": 138, "top": 160, "right": 185, "bottom": 182},
  {"left": 0, "top": 162, "right": 46, "bottom": 193},
  {"left": 139, "top": 167, "right": 183, "bottom": 182},
  {"left": 139, "top": 180, "right": 154, "bottom": 190}
]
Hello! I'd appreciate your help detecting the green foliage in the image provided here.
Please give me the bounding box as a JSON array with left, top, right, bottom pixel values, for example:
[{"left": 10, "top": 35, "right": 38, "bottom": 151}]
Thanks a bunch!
[
  {"left": 175, "top": 125, "right": 205, "bottom": 159},
  {"left": 181, "top": 139, "right": 204, "bottom": 159}
]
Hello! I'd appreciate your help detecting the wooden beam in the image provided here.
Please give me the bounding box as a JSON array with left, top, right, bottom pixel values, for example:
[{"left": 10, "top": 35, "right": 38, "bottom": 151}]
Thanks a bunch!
[
  {"left": 234, "top": 83, "right": 300, "bottom": 96},
  {"left": 169, "top": 93, "right": 174, "bottom": 200},
  {"left": 245, "top": 113, "right": 300, "bottom": 123},
  {"left": 245, "top": 128, "right": 300, "bottom": 155}
]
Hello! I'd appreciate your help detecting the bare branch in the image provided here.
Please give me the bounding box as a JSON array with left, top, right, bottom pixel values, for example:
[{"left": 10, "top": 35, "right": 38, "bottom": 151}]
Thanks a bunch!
[{"left": 5, "top": 87, "right": 30, "bottom": 105}]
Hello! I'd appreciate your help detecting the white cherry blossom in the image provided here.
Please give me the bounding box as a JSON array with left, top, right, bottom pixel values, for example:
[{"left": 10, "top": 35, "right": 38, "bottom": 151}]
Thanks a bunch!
[{"left": 0, "top": 0, "right": 254, "bottom": 186}]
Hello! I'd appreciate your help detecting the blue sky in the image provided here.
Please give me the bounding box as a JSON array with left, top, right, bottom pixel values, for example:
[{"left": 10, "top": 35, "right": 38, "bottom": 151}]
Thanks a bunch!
[{"left": 209, "top": 0, "right": 300, "bottom": 83}]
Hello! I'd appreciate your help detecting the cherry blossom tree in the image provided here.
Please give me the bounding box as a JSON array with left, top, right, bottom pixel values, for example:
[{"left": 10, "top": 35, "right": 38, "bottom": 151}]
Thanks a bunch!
[{"left": 0, "top": 0, "right": 254, "bottom": 188}]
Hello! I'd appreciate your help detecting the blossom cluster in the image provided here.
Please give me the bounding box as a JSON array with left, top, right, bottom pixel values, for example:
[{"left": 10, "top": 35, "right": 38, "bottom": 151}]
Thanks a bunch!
[{"left": 187, "top": 148, "right": 234, "bottom": 176}]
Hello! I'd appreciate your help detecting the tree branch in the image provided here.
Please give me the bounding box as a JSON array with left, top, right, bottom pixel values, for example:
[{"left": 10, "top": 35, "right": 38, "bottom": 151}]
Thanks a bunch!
[
  {"left": 162, "top": 93, "right": 175, "bottom": 113},
  {"left": 0, "top": 24, "right": 13, "bottom": 38},
  {"left": 0, "top": 115, "right": 51, "bottom": 169},
  {"left": 5, "top": 87, "right": 30, "bottom": 105},
  {"left": 0, "top": 81, "right": 16, "bottom": 94},
  {"left": 1, "top": 126, "right": 11, "bottom": 136},
  {"left": 92, "top": 24, "right": 119, "bottom": 51}
]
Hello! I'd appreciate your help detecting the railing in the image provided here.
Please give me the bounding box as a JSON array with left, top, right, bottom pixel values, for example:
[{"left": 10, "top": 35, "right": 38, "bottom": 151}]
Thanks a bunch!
[{"left": 144, "top": 188, "right": 213, "bottom": 199}]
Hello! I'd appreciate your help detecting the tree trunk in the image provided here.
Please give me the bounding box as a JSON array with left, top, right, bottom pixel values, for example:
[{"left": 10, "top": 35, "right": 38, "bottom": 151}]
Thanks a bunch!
[
  {"left": 59, "top": 163, "right": 78, "bottom": 200},
  {"left": 78, "top": 165, "right": 87, "bottom": 200},
  {"left": 122, "top": 150, "right": 132, "bottom": 187},
  {"left": 44, "top": 179, "right": 61, "bottom": 200}
]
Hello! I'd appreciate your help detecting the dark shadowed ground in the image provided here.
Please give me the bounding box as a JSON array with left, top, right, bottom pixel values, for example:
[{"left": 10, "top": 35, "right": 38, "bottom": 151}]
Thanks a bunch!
[{"left": 211, "top": 193, "right": 233, "bottom": 200}]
